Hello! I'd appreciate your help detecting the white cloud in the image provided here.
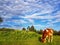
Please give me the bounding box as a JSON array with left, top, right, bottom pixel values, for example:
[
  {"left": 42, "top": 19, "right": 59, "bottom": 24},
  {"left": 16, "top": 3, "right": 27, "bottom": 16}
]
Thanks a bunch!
[
  {"left": 34, "top": 24, "right": 44, "bottom": 27},
  {"left": 12, "top": 20, "right": 27, "bottom": 24},
  {"left": 1, "top": 0, "right": 54, "bottom": 15},
  {"left": 51, "top": 18, "right": 60, "bottom": 24},
  {"left": 0, "top": 0, "right": 60, "bottom": 30},
  {"left": 27, "top": 19, "right": 34, "bottom": 23},
  {"left": 20, "top": 10, "right": 60, "bottom": 24},
  {"left": 33, "top": 24, "right": 46, "bottom": 30},
  {"left": 20, "top": 14, "right": 55, "bottom": 19},
  {"left": 1, "top": 14, "right": 13, "bottom": 19}
]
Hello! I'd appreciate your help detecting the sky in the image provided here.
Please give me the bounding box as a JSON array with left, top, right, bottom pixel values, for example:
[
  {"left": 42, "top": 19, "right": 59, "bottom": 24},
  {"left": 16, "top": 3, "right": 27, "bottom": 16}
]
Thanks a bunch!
[{"left": 0, "top": 0, "right": 60, "bottom": 30}]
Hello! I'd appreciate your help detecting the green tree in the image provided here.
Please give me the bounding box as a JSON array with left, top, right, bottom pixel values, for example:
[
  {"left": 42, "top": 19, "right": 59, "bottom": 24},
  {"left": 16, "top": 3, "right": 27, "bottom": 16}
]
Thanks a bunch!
[
  {"left": 53, "top": 30, "right": 58, "bottom": 35},
  {"left": 37, "top": 29, "right": 43, "bottom": 34},
  {"left": 29, "top": 25, "right": 36, "bottom": 32},
  {"left": 57, "top": 31, "right": 60, "bottom": 35},
  {"left": 0, "top": 28, "right": 15, "bottom": 31},
  {"left": 0, "top": 17, "right": 3, "bottom": 23},
  {"left": 22, "top": 27, "right": 26, "bottom": 31},
  {"left": 27, "top": 26, "right": 30, "bottom": 30}
]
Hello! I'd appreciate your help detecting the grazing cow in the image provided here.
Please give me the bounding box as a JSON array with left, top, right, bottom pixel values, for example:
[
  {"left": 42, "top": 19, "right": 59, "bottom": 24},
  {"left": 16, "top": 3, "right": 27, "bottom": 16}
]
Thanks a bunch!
[{"left": 41, "top": 28, "right": 53, "bottom": 43}]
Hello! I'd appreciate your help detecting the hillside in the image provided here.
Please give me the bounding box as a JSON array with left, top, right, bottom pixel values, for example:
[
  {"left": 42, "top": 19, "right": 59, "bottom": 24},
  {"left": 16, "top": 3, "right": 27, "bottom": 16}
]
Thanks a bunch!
[{"left": 0, "top": 30, "right": 60, "bottom": 45}]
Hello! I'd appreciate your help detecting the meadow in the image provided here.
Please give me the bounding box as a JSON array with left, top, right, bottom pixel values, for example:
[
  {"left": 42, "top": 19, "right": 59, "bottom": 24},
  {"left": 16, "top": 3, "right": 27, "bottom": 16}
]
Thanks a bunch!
[{"left": 0, "top": 30, "right": 60, "bottom": 45}]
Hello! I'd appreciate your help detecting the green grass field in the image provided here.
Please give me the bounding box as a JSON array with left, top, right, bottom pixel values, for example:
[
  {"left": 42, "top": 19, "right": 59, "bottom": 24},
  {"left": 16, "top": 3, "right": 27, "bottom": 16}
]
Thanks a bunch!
[{"left": 0, "top": 30, "right": 60, "bottom": 45}]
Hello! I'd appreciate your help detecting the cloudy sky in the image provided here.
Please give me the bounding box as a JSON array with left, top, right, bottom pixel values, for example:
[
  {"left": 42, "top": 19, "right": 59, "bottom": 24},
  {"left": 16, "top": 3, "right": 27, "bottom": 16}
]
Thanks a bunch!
[{"left": 0, "top": 0, "right": 60, "bottom": 30}]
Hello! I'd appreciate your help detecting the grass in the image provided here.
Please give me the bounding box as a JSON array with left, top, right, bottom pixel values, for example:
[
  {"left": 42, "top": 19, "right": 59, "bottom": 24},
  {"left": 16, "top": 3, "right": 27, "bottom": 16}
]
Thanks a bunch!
[{"left": 0, "top": 30, "right": 60, "bottom": 45}]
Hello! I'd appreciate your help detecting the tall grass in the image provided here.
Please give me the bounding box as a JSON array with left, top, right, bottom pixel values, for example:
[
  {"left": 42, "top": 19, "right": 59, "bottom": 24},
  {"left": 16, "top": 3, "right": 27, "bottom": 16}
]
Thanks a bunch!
[{"left": 0, "top": 30, "right": 60, "bottom": 45}]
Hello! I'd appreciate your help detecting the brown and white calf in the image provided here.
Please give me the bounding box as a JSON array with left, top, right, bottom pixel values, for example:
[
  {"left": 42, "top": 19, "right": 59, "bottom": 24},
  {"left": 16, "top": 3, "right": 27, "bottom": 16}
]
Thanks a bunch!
[{"left": 41, "top": 28, "right": 53, "bottom": 43}]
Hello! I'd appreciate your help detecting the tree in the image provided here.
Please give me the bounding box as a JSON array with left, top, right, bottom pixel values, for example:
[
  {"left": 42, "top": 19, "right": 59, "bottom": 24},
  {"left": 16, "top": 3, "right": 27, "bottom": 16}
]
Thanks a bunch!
[
  {"left": 0, "top": 17, "right": 3, "bottom": 23},
  {"left": 29, "top": 25, "right": 36, "bottom": 32},
  {"left": 27, "top": 26, "right": 30, "bottom": 30},
  {"left": 57, "top": 31, "right": 60, "bottom": 35},
  {"left": 37, "top": 29, "right": 43, "bottom": 34},
  {"left": 0, "top": 28, "right": 15, "bottom": 31},
  {"left": 22, "top": 27, "right": 26, "bottom": 31},
  {"left": 53, "top": 30, "right": 58, "bottom": 35}
]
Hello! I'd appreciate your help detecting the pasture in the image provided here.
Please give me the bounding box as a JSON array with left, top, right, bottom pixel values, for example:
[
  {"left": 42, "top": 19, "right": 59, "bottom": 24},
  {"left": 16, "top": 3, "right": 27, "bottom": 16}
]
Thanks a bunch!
[{"left": 0, "top": 30, "right": 60, "bottom": 45}]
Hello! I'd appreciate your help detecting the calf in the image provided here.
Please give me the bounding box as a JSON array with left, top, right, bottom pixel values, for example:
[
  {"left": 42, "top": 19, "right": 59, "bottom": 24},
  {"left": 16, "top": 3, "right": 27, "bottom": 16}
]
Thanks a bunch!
[{"left": 41, "top": 28, "right": 53, "bottom": 43}]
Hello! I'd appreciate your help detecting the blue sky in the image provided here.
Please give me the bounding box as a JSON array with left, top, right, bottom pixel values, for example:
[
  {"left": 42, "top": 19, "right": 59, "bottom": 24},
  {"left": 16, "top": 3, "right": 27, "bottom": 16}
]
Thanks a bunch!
[{"left": 0, "top": 0, "right": 60, "bottom": 30}]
